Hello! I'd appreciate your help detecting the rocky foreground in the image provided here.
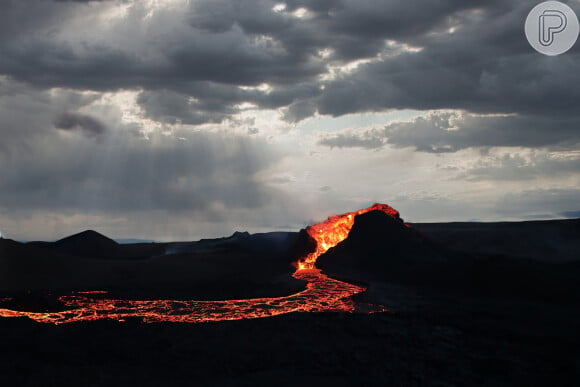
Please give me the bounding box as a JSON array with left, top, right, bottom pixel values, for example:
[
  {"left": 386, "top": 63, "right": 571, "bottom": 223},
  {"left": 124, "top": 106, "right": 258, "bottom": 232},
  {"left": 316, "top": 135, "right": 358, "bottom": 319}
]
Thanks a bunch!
[{"left": 0, "top": 213, "right": 579, "bottom": 385}]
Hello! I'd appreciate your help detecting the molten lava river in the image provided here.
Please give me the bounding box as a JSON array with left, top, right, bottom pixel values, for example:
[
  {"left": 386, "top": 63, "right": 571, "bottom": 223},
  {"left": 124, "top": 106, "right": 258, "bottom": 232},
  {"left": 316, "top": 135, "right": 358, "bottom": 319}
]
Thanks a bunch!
[{"left": 0, "top": 204, "right": 395, "bottom": 324}]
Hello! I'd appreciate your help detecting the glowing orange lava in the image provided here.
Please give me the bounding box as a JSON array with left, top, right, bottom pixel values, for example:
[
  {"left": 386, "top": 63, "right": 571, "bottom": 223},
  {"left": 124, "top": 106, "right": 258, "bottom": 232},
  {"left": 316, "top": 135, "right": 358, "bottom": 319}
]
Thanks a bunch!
[{"left": 0, "top": 204, "right": 396, "bottom": 324}]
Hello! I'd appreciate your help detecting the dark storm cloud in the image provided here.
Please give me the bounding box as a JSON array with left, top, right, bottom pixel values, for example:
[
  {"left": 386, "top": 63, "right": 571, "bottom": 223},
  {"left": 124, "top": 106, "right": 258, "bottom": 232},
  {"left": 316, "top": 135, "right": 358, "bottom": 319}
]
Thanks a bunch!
[
  {"left": 137, "top": 89, "right": 234, "bottom": 125},
  {"left": 0, "top": 1, "right": 77, "bottom": 43},
  {"left": 0, "top": 0, "right": 327, "bottom": 125},
  {"left": 317, "top": 43, "right": 580, "bottom": 118},
  {"left": 0, "top": 41, "right": 147, "bottom": 90},
  {"left": 54, "top": 112, "right": 107, "bottom": 137},
  {"left": 0, "top": 1, "right": 324, "bottom": 89},
  {"left": 315, "top": 0, "right": 580, "bottom": 119},
  {"left": 0, "top": 0, "right": 579, "bottom": 145},
  {"left": 0, "top": 0, "right": 552, "bottom": 128},
  {"left": 308, "top": 0, "right": 580, "bottom": 154},
  {"left": 137, "top": 82, "right": 322, "bottom": 125},
  {"left": 319, "top": 111, "right": 580, "bottom": 152},
  {"left": 198, "top": 0, "right": 580, "bottom": 134}
]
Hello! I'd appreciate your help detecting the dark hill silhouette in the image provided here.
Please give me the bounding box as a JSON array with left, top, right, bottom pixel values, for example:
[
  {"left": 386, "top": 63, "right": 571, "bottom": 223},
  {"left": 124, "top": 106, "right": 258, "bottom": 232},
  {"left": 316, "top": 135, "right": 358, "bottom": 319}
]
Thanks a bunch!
[
  {"left": 52, "top": 230, "right": 119, "bottom": 258},
  {"left": 317, "top": 210, "right": 449, "bottom": 279},
  {"left": 335, "top": 210, "right": 444, "bottom": 259},
  {"left": 318, "top": 211, "right": 580, "bottom": 303}
]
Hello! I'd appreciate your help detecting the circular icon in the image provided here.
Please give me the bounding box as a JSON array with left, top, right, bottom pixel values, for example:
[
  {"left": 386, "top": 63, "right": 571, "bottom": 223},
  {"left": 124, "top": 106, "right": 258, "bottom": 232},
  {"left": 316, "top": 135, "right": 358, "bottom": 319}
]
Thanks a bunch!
[{"left": 525, "top": 1, "right": 579, "bottom": 56}]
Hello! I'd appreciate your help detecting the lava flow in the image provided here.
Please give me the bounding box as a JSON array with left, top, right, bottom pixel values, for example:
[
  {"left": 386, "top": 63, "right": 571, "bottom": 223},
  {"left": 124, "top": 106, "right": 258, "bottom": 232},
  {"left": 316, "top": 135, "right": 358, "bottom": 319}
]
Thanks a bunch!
[{"left": 0, "top": 204, "right": 397, "bottom": 324}]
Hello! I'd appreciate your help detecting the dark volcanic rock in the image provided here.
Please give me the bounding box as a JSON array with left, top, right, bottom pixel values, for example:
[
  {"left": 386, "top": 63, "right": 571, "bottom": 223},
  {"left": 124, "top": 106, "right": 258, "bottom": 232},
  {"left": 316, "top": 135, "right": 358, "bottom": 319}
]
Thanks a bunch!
[
  {"left": 290, "top": 228, "right": 316, "bottom": 262},
  {"left": 318, "top": 211, "right": 580, "bottom": 304},
  {"left": 412, "top": 218, "right": 580, "bottom": 263},
  {"left": 1, "top": 232, "right": 305, "bottom": 299},
  {"left": 317, "top": 210, "right": 449, "bottom": 285},
  {"left": 0, "top": 238, "right": 24, "bottom": 258},
  {"left": 333, "top": 210, "right": 438, "bottom": 259}
]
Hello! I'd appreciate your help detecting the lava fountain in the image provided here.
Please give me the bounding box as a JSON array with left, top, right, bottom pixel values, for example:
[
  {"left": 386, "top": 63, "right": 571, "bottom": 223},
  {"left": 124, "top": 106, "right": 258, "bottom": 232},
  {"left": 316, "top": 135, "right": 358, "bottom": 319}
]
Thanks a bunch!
[{"left": 0, "top": 204, "right": 398, "bottom": 324}]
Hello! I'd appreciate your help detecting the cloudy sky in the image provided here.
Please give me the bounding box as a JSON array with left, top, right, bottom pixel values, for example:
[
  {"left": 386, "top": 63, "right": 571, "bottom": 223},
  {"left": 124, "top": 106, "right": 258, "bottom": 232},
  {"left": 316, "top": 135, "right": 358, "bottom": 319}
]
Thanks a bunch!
[{"left": 1, "top": 0, "right": 579, "bottom": 241}]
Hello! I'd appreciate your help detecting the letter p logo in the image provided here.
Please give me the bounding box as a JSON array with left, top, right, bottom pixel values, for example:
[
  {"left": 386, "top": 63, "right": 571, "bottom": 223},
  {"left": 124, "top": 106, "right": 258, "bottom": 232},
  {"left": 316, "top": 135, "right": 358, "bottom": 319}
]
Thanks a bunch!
[
  {"left": 539, "top": 9, "right": 567, "bottom": 46},
  {"left": 525, "top": 1, "right": 579, "bottom": 56}
]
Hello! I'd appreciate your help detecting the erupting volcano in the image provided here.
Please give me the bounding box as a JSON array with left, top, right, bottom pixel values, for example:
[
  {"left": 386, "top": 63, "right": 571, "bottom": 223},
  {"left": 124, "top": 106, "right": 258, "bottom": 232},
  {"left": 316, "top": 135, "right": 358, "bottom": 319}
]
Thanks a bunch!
[
  {"left": 298, "top": 203, "right": 401, "bottom": 270},
  {"left": 0, "top": 204, "right": 399, "bottom": 324}
]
